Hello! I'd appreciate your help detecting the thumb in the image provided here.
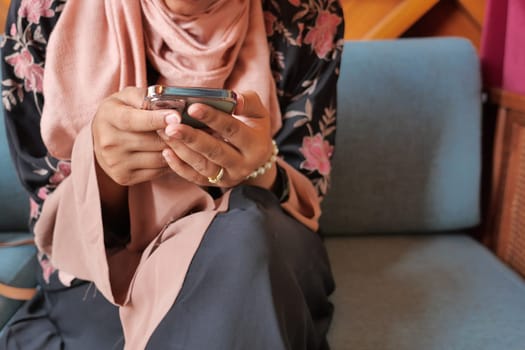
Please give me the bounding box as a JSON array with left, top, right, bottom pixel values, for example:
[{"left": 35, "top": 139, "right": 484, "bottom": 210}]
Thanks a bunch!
[{"left": 233, "top": 90, "right": 267, "bottom": 118}]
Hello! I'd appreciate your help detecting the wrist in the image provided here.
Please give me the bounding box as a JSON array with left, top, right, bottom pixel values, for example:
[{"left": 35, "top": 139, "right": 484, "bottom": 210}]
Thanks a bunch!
[
  {"left": 243, "top": 140, "right": 279, "bottom": 190},
  {"left": 244, "top": 164, "right": 278, "bottom": 190}
]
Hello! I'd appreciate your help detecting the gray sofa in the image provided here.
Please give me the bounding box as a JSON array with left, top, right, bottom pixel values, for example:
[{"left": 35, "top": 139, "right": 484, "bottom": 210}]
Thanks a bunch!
[
  {"left": 322, "top": 38, "right": 525, "bottom": 349},
  {"left": 0, "top": 93, "right": 36, "bottom": 329},
  {"left": 1, "top": 38, "right": 525, "bottom": 349}
]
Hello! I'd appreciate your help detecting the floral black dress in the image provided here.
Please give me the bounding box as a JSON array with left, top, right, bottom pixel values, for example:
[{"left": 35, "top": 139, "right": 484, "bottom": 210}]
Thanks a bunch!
[{"left": 1, "top": 1, "right": 345, "bottom": 349}]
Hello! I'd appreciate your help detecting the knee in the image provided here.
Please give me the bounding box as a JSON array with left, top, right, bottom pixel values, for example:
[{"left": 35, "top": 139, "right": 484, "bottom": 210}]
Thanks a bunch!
[{"left": 206, "top": 189, "right": 278, "bottom": 270}]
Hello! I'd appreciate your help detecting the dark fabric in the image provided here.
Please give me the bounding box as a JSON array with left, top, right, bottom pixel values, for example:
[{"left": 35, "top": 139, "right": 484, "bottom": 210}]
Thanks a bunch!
[
  {"left": 1, "top": 187, "right": 334, "bottom": 349},
  {"left": 147, "top": 186, "right": 334, "bottom": 350},
  {"left": 1, "top": 280, "right": 123, "bottom": 350}
]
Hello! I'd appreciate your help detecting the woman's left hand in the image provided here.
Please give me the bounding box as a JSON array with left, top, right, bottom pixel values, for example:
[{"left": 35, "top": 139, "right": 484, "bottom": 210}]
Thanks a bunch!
[{"left": 158, "top": 90, "right": 278, "bottom": 190}]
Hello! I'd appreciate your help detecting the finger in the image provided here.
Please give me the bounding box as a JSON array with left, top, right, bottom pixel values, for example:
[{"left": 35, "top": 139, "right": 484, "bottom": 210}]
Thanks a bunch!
[
  {"left": 101, "top": 154, "right": 168, "bottom": 186},
  {"left": 110, "top": 104, "right": 175, "bottom": 133},
  {"left": 121, "top": 131, "right": 167, "bottom": 152},
  {"left": 233, "top": 90, "right": 266, "bottom": 118},
  {"left": 102, "top": 151, "right": 166, "bottom": 172},
  {"left": 161, "top": 148, "right": 212, "bottom": 186},
  {"left": 108, "top": 87, "right": 180, "bottom": 132},
  {"left": 162, "top": 125, "right": 242, "bottom": 170},
  {"left": 115, "top": 86, "right": 147, "bottom": 109},
  {"left": 185, "top": 103, "right": 254, "bottom": 148},
  {"left": 125, "top": 151, "right": 167, "bottom": 170},
  {"left": 125, "top": 168, "right": 171, "bottom": 187},
  {"left": 159, "top": 135, "right": 225, "bottom": 178}
]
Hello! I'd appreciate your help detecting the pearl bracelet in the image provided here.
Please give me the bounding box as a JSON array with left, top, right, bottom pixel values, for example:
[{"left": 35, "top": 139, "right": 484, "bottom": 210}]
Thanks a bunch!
[{"left": 245, "top": 140, "right": 279, "bottom": 180}]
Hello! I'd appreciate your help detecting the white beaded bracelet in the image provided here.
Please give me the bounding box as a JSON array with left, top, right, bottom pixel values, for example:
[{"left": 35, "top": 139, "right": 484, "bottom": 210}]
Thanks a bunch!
[{"left": 245, "top": 140, "right": 279, "bottom": 180}]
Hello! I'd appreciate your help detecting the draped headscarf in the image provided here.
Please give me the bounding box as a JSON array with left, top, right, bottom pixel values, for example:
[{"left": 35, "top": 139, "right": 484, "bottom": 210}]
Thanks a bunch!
[{"left": 41, "top": 0, "right": 281, "bottom": 158}]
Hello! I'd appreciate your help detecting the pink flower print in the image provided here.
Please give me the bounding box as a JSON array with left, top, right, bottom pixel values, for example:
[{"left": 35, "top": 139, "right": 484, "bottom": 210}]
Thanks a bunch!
[
  {"left": 264, "top": 11, "right": 277, "bottom": 36},
  {"left": 10, "top": 23, "right": 17, "bottom": 37},
  {"left": 18, "top": 0, "right": 55, "bottom": 24},
  {"left": 29, "top": 197, "right": 39, "bottom": 219},
  {"left": 5, "top": 49, "right": 45, "bottom": 93},
  {"left": 6, "top": 49, "right": 33, "bottom": 78},
  {"left": 300, "top": 134, "right": 333, "bottom": 175},
  {"left": 25, "top": 65, "right": 44, "bottom": 92},
  {"left": 288, "top": 0, "right": 301, "bottom": 6},
  {"left": 296, "top": 22, "right": 305, "bottom": 46},
  {"left": 304, "top": 10, "right": 342, "bottom": 59},
  {"left": 39, "top": 258, "right": 56, "bottom": 284},
  {"left": 37, "top": 187, "right": 49, "bottom": 201},
  {"left": 30, "top": 187, "right": 49, "bottom": 219},
  {"left": 49, "top": 161, "right": 72, "bottom": 185}
]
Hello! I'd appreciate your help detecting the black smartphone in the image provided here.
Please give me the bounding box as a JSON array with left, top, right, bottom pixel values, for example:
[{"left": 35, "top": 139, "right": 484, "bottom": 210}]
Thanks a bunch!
[{"left": 143, "top": 85, "right": 237, "bottom": 129}]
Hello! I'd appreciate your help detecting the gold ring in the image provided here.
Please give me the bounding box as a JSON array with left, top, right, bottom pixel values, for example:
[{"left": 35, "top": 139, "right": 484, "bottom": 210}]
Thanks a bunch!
[{"left": 208, "top": 167, "right": 224, "bottom": 184}]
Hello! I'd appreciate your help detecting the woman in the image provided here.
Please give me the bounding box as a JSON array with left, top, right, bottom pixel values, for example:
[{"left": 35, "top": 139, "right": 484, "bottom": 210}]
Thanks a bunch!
[{"left": 1, "top": 0, "right": 344, "bottom": 349}]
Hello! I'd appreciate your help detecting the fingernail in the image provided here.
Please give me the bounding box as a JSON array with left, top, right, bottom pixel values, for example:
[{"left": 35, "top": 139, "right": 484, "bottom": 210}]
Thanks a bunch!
[
  {"left": 165, "top": 113, "right": 180, "bottom": 124},
  {"left": 157, "top": 129, "right": 168, "bottom": 140},
  {"left": 165, "top": 124, "right": 177, "bottom": 137},
  {"left": 188, "top": 105, "right": 205, "bottom": 120},
  {"left": 165, "top": 125, "right": 183, "bottom": 139},
  {"left": 162, "top": 149, "right": 172, "bottom": 161},
  {"left": 233, "top": 91, "right": 243, "bottom": 115}
]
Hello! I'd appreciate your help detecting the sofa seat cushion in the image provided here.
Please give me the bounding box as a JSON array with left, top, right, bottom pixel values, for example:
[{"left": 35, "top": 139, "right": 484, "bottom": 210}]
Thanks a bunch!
[
  {"left": 325, "top": 234, "right": 525, "bottom": 350},
  {"left": 0, "top": 233, "right": 37, "bottom": 329}
]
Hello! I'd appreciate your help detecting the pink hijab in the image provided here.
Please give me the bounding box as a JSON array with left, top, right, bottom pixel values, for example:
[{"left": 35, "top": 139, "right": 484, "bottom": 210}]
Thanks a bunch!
[
  {"left": 41, "top": 0, "right": 281, "bottom": 158},
  {"left": 35, "top": 0, "right": 320, "bottom": 348}
]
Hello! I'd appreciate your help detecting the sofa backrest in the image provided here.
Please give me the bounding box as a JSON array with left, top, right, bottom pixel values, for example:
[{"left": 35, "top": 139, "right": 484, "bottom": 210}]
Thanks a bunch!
[
  {"left": 320, "top": 38, "right": 482, "bottom": 235},
  {"left": 0, "top": 50, "right": 30, "bottom": 232}
]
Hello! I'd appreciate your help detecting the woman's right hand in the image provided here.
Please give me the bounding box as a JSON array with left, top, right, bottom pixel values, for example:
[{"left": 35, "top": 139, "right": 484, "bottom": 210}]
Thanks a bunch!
[
  {"left": 92, "top": 87, "right": 171, "bottom": 219},
  {"left": 92, "top": 87, "right": 171, "bottom": 188}
]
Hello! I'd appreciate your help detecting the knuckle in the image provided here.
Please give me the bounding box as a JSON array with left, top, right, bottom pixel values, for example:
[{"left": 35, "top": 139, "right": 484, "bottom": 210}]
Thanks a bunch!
[
  {"left": 105, "top": 155, "right": 119, "bottom": 169},
  {"left": 121, "top": 86, "right": 138, "bottom": 100},
  {"left": 122, "top": 86, "right": 134, "bottom": 94},
  {"left": 190, "top": 172, "right": 203, "bottom": 184},
  {"left": 112, "top": 172, "right": 130, "bottom": 186},
  {"left": 193, "top": 158, "right": 207, "bottom": 173},
  {"left": 223, "top": 120, "right": 240, "bottom": 139},
  {"left": 118, "top": 110, "right": 133, "bottom": 131},
  {"left": 148, "top": 114, "right": 157, "bottom": 130},
  {"left": 180, "top": 130, "right": 194, "bottom": 144},
  {"left": 206, "top": 145, "right": 222, "bottom": 160},
  {"left": 98, "top": 135, "right": 115, "bottom": 151},
  {"left": 155, "top": 132, "right": 167, "bottom": 148}
]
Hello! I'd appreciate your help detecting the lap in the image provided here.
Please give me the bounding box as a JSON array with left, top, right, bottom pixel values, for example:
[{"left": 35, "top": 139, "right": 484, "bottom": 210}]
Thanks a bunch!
[
  {"left": 1, "top": 186, "right": 334, "bottom": 350},
  {"left": 1, "top": 281, "right": 122, "bottom": 350},
  {"left": 147, "top": 186, "right": 334, "bottom": 349}
]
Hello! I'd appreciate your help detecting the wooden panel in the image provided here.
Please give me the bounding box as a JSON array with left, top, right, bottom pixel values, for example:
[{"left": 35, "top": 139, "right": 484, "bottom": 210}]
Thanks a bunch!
[
  {"left": 496, "top": 114, "right": 525, "bottom": 277},
  {"left": 486, "top": 89, "right": 525, "bottom": 278},
  {"left": 458, "top": 0, "right": 486, "bottom": 26},
  {"left": 363, "top": 0, "right": 439, "bottom": 39},
  {"left": 405, "top": 1, "right": 483, "bottom": 50},
  {"left": 491, "top": 88, "right": 525, "bottom": 112},
  {"left": 1, "top": 0, "right": 9, "bottom": 33},
  {"left": 342, "top": 0, "right": 402, "bottom": 39},
  {"left": 341, "top": 0, "right": 485, "bottom": 51}
]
